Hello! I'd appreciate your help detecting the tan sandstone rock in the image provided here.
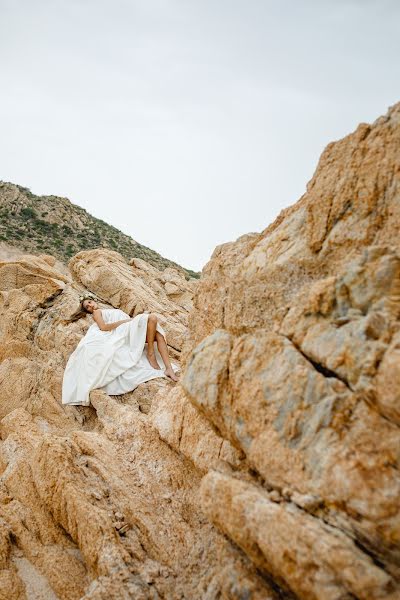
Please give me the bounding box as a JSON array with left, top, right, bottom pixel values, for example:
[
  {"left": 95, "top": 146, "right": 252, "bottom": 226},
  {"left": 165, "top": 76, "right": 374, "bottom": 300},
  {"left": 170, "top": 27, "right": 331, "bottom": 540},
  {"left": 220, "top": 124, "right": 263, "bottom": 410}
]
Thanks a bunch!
[
  {"left": 178, "top": 101, "right": 400, "bottom": 596},
  {"left": 0, "top": 249, "right": 275, "bottom": 598}
]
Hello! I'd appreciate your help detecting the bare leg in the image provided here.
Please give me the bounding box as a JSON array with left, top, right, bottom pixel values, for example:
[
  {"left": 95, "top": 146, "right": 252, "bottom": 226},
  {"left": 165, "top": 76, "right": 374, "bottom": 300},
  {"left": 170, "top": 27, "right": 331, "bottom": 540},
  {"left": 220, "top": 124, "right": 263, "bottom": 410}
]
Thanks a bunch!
[
  {"left": 145, "top": 314, "right": 161, "bottom": 370},
  {"left": 155, "top": 330, "right": 179, "bottom": 381}
]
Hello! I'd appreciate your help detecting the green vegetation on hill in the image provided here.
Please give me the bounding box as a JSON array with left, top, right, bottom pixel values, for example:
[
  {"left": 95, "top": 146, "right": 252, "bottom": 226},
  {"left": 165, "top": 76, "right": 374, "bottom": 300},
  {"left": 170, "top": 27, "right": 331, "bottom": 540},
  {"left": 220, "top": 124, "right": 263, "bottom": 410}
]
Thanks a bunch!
[{"left": 0, "top": 182, "right": 200, "bottom": 280}]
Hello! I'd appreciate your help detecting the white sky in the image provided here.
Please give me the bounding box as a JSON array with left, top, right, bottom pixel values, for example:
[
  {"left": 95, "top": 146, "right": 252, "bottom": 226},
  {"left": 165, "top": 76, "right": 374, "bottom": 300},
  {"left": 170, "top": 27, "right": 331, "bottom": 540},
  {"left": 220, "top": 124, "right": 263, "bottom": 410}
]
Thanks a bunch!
[{"left": 0, "top": 0, "right": 399, "bottom": 272}]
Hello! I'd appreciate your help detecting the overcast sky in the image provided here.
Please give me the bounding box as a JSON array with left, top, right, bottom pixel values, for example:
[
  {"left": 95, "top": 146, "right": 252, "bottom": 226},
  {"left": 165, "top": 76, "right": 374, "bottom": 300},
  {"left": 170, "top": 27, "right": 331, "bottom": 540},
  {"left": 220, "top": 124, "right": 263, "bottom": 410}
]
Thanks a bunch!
[{"left": 0, "top": 1, "right": 399, "bottom": 272}]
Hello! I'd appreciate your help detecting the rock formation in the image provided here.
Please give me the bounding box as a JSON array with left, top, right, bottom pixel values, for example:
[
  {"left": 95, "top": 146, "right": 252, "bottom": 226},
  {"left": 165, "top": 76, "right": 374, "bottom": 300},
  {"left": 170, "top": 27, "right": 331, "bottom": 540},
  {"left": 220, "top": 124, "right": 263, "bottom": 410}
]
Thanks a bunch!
[
  {"left": 0, "top": 101, "right": 399, "bottom": 599},
  {"left": 0, "top": 181, "right": 200, "bottom": 279}
]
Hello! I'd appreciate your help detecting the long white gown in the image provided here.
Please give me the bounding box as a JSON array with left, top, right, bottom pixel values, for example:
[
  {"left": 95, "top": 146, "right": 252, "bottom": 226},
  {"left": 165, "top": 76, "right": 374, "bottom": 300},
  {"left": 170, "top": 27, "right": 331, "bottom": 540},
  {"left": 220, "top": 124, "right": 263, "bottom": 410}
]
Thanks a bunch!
[{"left": 61, "top": 308, "right": 179, "bottom": 406}]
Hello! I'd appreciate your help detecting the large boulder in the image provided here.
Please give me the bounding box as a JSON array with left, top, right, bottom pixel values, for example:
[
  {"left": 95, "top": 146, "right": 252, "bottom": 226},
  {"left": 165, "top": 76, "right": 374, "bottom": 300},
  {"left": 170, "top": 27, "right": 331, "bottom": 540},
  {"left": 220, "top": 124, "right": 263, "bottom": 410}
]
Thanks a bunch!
[{"left": 178, "top": 102, "right": 400, "bottom": 598}]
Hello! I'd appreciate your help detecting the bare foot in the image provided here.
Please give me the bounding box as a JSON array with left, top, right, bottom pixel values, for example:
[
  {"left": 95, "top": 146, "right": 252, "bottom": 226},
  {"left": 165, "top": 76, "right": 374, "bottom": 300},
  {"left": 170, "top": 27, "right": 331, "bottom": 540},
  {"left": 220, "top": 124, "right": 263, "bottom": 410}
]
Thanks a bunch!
[
  {"left": 147, "top": 350, "right": 161, "bottom": 370},
  {"left": 164, "top": 367, "right": 179, "bottom": 382}
]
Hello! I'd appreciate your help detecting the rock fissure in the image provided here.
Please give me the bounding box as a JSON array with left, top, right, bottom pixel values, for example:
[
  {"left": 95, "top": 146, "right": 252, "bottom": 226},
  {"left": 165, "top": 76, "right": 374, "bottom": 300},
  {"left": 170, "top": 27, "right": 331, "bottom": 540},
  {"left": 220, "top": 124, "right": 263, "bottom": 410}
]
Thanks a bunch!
[{"left": 281, "top": 333, "right": 352, "bottom": 390}]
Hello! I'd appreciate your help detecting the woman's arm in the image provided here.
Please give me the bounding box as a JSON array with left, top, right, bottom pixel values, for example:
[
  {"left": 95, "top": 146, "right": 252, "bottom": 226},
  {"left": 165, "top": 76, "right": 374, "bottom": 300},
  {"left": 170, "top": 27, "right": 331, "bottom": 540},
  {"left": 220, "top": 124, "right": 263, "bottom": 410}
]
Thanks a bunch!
[{"left": 92, "top": 309, "right": 131, "bottom": 332}]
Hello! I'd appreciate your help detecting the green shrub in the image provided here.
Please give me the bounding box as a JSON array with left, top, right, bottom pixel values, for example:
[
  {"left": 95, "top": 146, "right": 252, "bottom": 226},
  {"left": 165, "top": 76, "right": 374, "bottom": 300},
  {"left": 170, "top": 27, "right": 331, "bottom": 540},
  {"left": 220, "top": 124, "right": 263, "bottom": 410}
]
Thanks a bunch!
[{"left": 20, "top": 207, "right": 37, "bottom": 219}]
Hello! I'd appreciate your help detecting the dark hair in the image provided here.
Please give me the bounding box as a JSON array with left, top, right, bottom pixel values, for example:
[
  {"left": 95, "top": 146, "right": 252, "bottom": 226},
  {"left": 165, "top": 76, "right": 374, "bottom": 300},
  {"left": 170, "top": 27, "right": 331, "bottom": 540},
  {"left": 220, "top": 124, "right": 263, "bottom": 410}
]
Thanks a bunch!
[
  {"left": 81, "top": 298, "right": 93, "bottom": 313},
  {"left": 60, "top": 295, "right": 98, "bottom": 325}
]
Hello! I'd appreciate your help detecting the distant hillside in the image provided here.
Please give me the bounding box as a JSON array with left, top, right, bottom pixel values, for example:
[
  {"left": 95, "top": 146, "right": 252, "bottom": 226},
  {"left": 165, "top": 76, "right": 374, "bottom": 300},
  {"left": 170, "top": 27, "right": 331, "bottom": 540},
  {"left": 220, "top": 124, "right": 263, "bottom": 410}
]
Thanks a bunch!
[{"left": 0, "top": 182, "right": 200, "bottom": 279}]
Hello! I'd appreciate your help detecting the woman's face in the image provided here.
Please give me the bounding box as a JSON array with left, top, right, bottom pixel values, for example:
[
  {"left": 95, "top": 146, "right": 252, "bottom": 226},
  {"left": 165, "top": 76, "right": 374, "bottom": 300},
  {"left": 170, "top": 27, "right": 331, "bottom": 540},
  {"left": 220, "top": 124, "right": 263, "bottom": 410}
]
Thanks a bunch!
[{"left": 82, "top": 299, "right": 98, "bottom": 313}]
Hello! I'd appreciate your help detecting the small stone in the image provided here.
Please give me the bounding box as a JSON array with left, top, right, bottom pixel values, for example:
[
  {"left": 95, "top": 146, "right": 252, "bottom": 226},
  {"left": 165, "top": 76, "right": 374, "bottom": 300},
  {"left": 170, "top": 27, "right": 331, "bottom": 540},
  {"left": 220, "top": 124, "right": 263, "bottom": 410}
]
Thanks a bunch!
[
  {"left": 291, "top": 492, "right": 322, "bottom": 511},
  {"left": 364, "top": 311, "right": 386, "bottom": 340},
  {"left": 268, "top": 490, "right": 281, "bottom": 503},
  {"left": 118, "top": 524, "right": 130, "bottom": 535},
  {"left": 333, "top": 316, "right": 351, "bottom": 327}
]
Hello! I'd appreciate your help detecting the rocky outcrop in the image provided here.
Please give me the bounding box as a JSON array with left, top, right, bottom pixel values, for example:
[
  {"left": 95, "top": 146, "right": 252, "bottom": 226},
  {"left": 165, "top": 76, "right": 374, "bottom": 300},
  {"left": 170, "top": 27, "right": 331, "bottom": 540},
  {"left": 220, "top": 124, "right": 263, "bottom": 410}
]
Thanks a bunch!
[
  {"left": 177, "top": 102, "right": 400, "bottom": 598},
  {"left": 0, "top": 181, "right": 200, "bottom": 279},
  {"left": 68, "top": 248, "right": 197, "bottom": 353},
  {"left": 0, "top": 101, "right": 399, "bottom": 599},
  {"left": 0, "top": 241, "right": 70, "bottom": 278},
  {"left": 0, "top": 252, "right": 274, "bottom": 599}
]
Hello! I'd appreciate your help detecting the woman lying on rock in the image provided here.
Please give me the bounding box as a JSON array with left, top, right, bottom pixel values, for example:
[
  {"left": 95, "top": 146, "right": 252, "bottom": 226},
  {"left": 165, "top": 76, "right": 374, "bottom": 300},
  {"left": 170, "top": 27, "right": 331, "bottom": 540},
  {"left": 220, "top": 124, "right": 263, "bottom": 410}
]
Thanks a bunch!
[{"left": 61, "top": 293, "right": 180, "bottom": 406}]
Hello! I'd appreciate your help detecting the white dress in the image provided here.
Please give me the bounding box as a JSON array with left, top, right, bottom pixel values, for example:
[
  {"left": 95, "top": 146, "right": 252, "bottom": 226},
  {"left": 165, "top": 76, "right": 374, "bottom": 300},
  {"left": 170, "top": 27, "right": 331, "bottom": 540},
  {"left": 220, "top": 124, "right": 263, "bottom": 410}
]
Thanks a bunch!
[{"left": 61, "top": 308, "right": 179, "bottom": 406}]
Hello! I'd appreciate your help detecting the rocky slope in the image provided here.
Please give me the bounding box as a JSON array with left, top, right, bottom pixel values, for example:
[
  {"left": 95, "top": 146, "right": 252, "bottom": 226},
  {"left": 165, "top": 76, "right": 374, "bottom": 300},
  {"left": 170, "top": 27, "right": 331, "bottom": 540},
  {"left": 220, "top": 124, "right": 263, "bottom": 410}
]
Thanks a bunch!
[
  {"left": 0, "top": 182, "right": 200, "bottom": 280},
  {"left": 0, "top": 101, "right": 399, "bottom": 599}
]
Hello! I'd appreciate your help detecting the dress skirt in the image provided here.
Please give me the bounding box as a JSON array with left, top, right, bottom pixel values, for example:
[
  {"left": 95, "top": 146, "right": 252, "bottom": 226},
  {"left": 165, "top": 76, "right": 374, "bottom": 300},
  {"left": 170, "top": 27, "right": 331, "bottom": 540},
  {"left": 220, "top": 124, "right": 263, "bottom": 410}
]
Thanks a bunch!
[{"left": 62, "top": 307, "right": 179, "bottom": 406}]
